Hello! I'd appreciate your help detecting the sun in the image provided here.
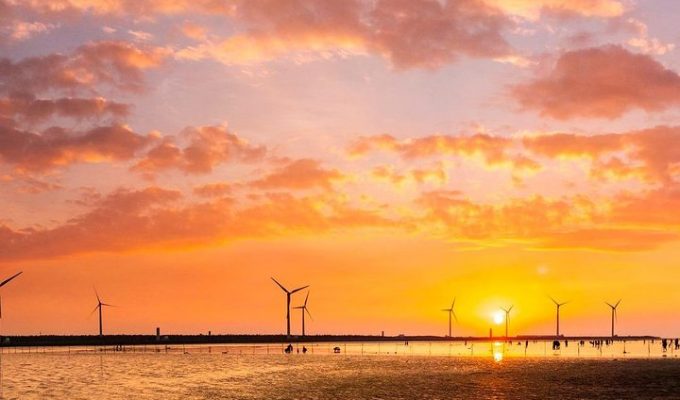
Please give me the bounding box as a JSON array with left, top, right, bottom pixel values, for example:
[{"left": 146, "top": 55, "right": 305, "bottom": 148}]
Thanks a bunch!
[{"left": 493, "top": 310, "right": 505, "bottom": 325}]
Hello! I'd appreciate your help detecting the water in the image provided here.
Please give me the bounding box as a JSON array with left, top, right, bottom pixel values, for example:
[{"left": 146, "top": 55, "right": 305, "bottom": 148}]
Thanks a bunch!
[{"left": 1, "top": 342, "right": 679, "bottom": 399}]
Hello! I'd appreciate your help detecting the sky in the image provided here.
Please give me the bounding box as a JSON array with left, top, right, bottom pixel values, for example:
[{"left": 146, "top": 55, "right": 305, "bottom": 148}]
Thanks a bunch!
[{"left": 1, "top": 0, "right": 680, "bottom": 338}]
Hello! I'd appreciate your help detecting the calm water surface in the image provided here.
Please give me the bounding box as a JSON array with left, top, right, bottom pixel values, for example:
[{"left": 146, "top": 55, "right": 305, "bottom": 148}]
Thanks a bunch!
[{"left": 1, "top": 344, "right": 680, "bottom": 399}]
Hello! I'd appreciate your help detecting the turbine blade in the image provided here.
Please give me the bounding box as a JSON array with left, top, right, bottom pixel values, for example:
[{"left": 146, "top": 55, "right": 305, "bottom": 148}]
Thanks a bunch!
[
  {"left": 615, "top": 299, "right": 622, "bottom": 308},
  {"left": 452, "top": 297, "right": 456, "bottom": 309},
  {"left": 452, "top": 311, "right": 458, "bottom": 323},
  {"left": 94, "top": 286, "right": 101, "bottom": 303},
  {"left": 441, "top": 309, "right": 451, "bottom": 312},
  {"left": 89, "top": 304, "right": 100, "bottom": 317},
  {"left": 270, "top": 277, "right": 289, "bottom": 293},
  {"left": 508, "top": 305, "right": 514, "bottom": 312},
  {"left": 605, "top": 302, "right": 613, "bottom": 308},
  {"left": 293, "top": 306, "right": 304, "bottom": 309},
  {"left": 101, "top": 303, "right": 115, "bottom": 307},
  {"left": 0, "top": 271, "right": 22, "bottom": 288},
  {"left": 290, "top": 285, "right": 309, "bottom": 294},
  {"left": 548, "top": 295, "right": 558, "bottom": 305},
  {"left": 304, "top": 291, "right": 310, "bottom": 306},
  {"left": 305, "top": 307, "right": 313, "bottom": 321}
]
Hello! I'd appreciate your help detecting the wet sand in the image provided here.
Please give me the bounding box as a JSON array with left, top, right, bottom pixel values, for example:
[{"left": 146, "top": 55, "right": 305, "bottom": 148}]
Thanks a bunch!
[{"left": 2, "top": 353, "right": 679, "bottom": 399}]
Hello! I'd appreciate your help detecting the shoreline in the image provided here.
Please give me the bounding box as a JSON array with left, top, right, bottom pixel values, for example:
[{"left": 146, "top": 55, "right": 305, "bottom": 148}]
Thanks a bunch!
[{"left": 0, "top": 334, "right": 662, "bottom": 347}]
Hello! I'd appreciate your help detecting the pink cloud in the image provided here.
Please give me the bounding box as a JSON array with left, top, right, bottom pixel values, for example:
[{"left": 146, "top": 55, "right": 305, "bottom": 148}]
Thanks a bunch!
[{"left": 511, "top": 45, "right": 680, "bottom": 119}]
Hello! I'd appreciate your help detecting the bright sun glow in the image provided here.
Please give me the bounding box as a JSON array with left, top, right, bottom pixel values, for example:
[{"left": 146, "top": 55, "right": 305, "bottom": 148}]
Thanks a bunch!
[{"left": 493, "top": 311, "right": 505, "bottom": 325}]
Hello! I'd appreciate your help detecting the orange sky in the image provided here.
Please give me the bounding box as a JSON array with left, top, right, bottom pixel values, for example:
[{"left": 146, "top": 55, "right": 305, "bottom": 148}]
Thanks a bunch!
[{"left": 1, "top": 0, "right": 680, "bottom": 337}]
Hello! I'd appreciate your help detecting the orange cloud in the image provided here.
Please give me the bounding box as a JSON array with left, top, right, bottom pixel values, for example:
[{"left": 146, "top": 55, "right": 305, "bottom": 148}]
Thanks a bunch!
[
  {"left": 249, "top": 159, "right": 343, "bottom": 190},
  {"left": 485, "top": 0, "right": 625, "bottom": 19},
  {"left": 350, "top": 133, "right": 539, "bottom": 171},
  {"left": 0, "top": 186, "right": 392, "bottom": 261},
  {"left": 511, "top": 45, "right": 680, "bottom": 119},
  {"left": 193, "top": 182, "right": 232, "bottom": 198},
  {"left": 523, "top": 126, "right": 680, "bottom": 183},
  {"left": 177, "top": 0, "right": 514, "bottom": 68},
  {"left": 371, "top": 164, "right": 447, "bottom": 186},
  {"left": 132, "top": 125, "right": 266, "bottom": 175}
]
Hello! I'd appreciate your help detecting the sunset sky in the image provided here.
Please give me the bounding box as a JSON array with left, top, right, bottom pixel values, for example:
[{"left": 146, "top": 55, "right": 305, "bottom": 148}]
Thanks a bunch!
[{"left": 1, "top": 0, "right": 680, "bottom": 338}]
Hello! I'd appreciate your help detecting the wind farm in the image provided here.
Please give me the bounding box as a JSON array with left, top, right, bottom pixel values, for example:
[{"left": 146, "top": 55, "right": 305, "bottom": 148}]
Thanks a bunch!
[
  {"left": 0, "top": 274, "right": 665, "bottom": 350},
  {"left": 270, "top": 277, "right": 309, "bottom": 338}
]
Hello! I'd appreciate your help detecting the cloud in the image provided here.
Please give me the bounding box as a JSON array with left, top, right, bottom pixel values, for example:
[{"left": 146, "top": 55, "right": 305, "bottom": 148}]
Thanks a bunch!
[
  {"left": 0, "top": 41, "right": 167, "bottom": 95},
  {"left": 132, "top": 125, "right": 266, "bottom": 175},
  {"left": 511, "top": 45, "right": 680, "bottom": 119},
  {"left": 0, "top": 124, "right": 154, "bottom": 172},
  {"left": 11, "top": 0, "right": 235, "bottom": 16},
  {"left": 177, "top": 0, "right": 514, "bottom": 69},
  {"left": 523, "top": 126, "right": 680, "bottom": 183},
  {"left": 249, "top": 159, "right": 344, "bottom": 190},
  {"left": 4, "top": 20, "right": 56, "bottom": 41},
  {"left": 1, "top": 173, "right": 63, "bottom": 194},
  {"left": 485, "top": 0, "right": 625, "bottom": 19},
  {"left": 0, "top": 186, "right": 392, "bottom": 261},
  {"left": 0, "top": 93, "right": 130, "bottom": 124},
  {"left": 193, "top": 182, "right": 232, "bottom": 198},
  {"left": 371, "top": 163, "right": 447, "bottom": 186},
  {"left": 349, "top": 133, "right": 539, "bottom": 171},
  {"left": 622, "top": 18, "right": 675, "bottom": 55}
]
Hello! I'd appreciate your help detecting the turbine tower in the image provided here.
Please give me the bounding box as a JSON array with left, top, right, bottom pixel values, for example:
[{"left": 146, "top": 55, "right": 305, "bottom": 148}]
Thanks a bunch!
[
  {"left": 605, "top": 299, "right": 621, "bottom": 337},
  {"left": 549, "top": 296, "right": 568, "bottom": 337},
  {"left": 271, "top": 277, "right": 309, "bottom": 337},
  {"left": 91, "top": 289, "right": 114, "bottom": 336},
  {"left": 293, "top": 291, "right": 313, "bottom": 336},
  {"left": 441, "top": 298, "right": 457, "bottom": 337},
  {"left": 0, "top": 272, "right": 23, "bottom": 319},
  {"left": 500, "top": 305, "right": 513, "bottom": 337}
]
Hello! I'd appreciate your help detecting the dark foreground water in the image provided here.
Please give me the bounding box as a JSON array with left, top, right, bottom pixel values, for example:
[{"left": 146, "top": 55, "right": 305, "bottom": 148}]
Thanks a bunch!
[{"left": 1, "top": 352, "right": 680, "bottom": 399}]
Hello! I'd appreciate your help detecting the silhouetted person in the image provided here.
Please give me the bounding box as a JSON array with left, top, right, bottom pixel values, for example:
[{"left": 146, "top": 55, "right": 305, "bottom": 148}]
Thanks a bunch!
[
  {"left": 552, "top": 340, "right": 560, "bottom": 350},
  {"left": 302, "top": 346, "right": 308, "bottom": 354},
  {"left": 662, "top": 339, "right": 668, "bottom": 352}
]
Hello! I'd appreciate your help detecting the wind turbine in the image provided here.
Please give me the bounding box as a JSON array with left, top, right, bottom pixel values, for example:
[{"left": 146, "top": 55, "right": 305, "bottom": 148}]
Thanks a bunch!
[
  {"left": 271, "top": 277, "right": 309, "bottom": 337},
  {"left": 441, "top": 298, "right": 457, "bottom": 337},
  {"left": 0, "top": 272, "right": 22, "bottom": 319},
  {"left": 293, "top": 291, "right": 313, "bottom": 336},
  {"left": 549, "top": 296, "right": 569, "bottom": 337},
  {"left": 500, "top": 305, "right": 513, "bottom": 338},
  {"left": 605, "top": 299, "right": 621, "bottom": 337},
  {"left": 91, "top": 288, "right": 114, "bottom": 336}
]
